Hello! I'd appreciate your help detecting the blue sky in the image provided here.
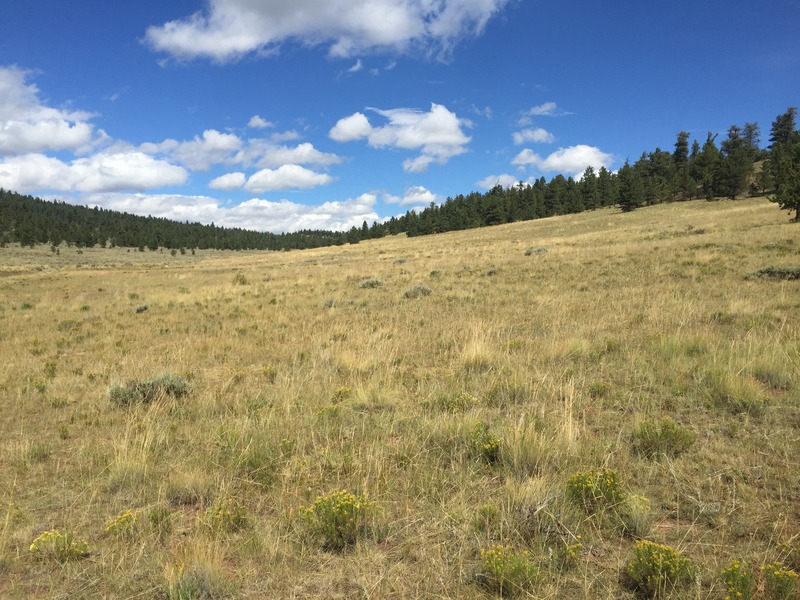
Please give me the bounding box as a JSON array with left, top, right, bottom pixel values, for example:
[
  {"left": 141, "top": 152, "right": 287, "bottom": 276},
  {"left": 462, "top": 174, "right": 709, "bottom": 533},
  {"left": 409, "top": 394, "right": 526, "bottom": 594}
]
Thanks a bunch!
[{"left": 1, "top": 0, "right": 798, "bottom": 232}]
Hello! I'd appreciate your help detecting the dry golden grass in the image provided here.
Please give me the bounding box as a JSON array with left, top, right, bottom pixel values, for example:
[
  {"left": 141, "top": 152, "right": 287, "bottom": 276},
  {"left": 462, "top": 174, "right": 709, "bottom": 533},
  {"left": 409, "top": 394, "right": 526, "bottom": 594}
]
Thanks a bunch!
[{"left": 0, "top": 197, "right": 798, "bottom": 598}]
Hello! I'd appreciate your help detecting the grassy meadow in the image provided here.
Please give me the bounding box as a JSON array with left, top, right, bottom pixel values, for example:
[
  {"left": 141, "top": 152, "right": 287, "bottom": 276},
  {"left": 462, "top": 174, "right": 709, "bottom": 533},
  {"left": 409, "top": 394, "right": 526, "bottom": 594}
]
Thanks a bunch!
[{"left": 1, "top": 197, "right": 799, "bottom": 598}]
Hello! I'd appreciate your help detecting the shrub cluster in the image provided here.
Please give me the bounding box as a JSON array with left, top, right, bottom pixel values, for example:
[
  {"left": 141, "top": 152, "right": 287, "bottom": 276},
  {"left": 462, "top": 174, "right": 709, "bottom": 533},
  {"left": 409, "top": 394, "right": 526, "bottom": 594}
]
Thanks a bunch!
[
  {"left": 625, "top": 540, "right": 695, "bottom": 598},
  {"left": 29, "top": 530, "right": 89, "bottom": 563},
  {"left": 477, "top": 544, "right": 539, "bottom": 598},
  {"left": 302, "top": 490, "right": 374, "bottom": 551},
  {"left": 631, "top": 417, "right": 697, "bottom": 459},
  {"left": 108, "top": 374, "right": 189, "bottom": 406}
]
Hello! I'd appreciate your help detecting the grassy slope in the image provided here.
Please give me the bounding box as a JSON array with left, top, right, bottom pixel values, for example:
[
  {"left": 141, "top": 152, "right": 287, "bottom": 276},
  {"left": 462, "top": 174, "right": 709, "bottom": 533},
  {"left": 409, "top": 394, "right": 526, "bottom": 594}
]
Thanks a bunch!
[{"left": 0, "top": 197, "right": 798, "bottom": 598}]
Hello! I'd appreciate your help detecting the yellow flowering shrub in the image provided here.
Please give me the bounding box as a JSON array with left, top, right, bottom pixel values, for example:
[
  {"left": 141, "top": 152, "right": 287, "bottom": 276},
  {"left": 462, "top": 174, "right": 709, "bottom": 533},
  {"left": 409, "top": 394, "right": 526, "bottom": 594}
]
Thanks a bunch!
[
  {"left": 29, "top": 529, "right": 89, "bottom": 563},
  {"left": 105, "top": 509, "right": 138, "bottom": 537},
  {"left": 722, "top": 560, "right": 755, "bottom": 600},
  {"left": 477, "top": 544, "right": 539, "bottom": 598},
  {"left": 303, "top": 490, "right": 374, "bottom": 551},
  {"left": 762, "top": 562, "right": 798, "bottom": 600},
  {"left": 566, "top": 468, "right": 626, "bottom": 513},
  {"left": 625, "top": 540, "right": 695, "bottom": 598},
  {"left": 470, "top": 421, "right": 502, "bottom": 464}
]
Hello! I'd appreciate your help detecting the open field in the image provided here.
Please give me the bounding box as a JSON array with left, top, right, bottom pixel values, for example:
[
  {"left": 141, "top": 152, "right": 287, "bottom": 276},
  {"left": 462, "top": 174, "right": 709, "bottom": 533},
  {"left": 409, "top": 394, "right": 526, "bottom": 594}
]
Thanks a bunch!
[{"left": 1, "top": 198, "right": 799, "bottom": 598}]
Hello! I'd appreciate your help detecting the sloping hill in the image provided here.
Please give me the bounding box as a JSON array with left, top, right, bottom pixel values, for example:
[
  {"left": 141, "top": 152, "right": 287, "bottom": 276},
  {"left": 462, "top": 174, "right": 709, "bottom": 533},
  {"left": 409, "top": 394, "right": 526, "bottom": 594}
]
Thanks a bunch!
[{"left": 0, "top": 198, "right": 798, "bottom": 598}]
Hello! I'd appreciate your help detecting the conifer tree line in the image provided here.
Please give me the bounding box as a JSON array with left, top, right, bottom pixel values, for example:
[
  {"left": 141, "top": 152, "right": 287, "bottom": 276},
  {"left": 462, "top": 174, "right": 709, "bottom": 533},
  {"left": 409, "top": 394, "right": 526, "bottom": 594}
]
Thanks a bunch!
[{"left": 0, "top": 107, "right": 798, "bottom": 251}]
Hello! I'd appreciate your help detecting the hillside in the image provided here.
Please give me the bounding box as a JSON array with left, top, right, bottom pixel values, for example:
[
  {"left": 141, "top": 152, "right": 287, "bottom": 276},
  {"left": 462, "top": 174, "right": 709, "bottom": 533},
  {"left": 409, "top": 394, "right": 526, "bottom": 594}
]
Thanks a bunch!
[{"left": 0, "top": 198, "right": 799, "bottom": 598}]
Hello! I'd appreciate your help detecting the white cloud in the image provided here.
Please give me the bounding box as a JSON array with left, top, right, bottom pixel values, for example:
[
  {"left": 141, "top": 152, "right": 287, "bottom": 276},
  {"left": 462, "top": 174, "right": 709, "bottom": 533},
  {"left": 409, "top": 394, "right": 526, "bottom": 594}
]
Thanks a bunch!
[
  {"left": 144, "top": 0, "right": 511, "bottom": 62},
  {"left": 526, "top": 101, "right": 558, "bottom": 116},
  {"left": 512, "top": 127, "right": 554, "bottom": 145},
  {"left": 248, "top": 115, "right": 273, "bottom": 129},
  {"left": 330, "top": 103, "right": 470, "bottom": 172},
  {"left": 511, "top": 144, "right": 614, "bottom": 179},
  {"left": 245, "top": 164, "right": 334, "bottom": 193},
  {"left": 329, "top": 112, "right": 373, "bottom": 142},
  {"left": 0, "top": 66, "right": 99, "bottom": 154},
  {"left": 385, "top": 185, "right": 439, "bottom": 206},
  {"left": 0, "top": 151, "right": 188, "bottom": 193},
  {"left": 476, "top": 173, "right": 520, "bottom": 190},
  {"left": 236, "top": 141, "right": 342, "bottom": 169},
  {"left": 348, "top": 59, "right": 364, "bottom": 73},
  {"left": 143, "top": 129, "right": 243, "bottom": 171},
  {"left": 81, "top": 191, "right": 378, "bottom": 233},
  {"left": 209, "top": 171, "right": 246, "bottom": 190}
]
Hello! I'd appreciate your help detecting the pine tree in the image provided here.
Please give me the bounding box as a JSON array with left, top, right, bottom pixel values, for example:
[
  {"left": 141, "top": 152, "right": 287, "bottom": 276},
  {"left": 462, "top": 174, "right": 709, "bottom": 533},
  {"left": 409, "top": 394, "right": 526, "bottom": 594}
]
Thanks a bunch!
[
  {"left": 767, "top": 107, "right": 800, "bottom": 221},
  {"left": 617, "top": 161, "right": 644, "bottom": 212}
]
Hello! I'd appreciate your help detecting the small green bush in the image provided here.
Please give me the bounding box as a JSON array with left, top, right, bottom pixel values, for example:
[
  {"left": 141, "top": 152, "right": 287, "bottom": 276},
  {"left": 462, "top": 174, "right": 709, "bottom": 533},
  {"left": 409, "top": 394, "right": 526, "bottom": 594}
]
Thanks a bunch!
[
  {"left": 702, "top": 369, "right": 769, "bottom": 417},
  {"left": 29, "top": 530, "right": 89, "bottom": 563},
  {"left": 477, "top": 544, "right": 539, "bottom": 598},
  {"left": 302, "top": 490, "right": 375, "bottom": 551},
  {"left": 631, "top": 417, "right": 696, "bottom": 459},
  {"left": 566, "top": 468, "right": 626, "bottom": 514},
  {"left": 625, "top": 540, "right": 695, "bottom": 598},
  {"left": 762, "top": 562, "right": 799, "bottom": 600},
  {"left": 722, "top": 560, "right": 755, "bottom": 600},
  {"left": 166, "top": 562, "right": 223, "bottom": 600},
  {"left": 744, "top": 265, "right": 800, "bottom": 281},
  {"left": 201, "top": 496, "right": 248, "bottom": 535},
  {"left": 403, "top": 284, "right": 432, "bottom": 299},
  {"left": 105, "top": 509, "right": 138, "bottom": 538},
  {"left": 470, "top": 422, "right": 502, "bottom": 464},
  {"left": 232, "top": 273, "right": 249, "bottom": 285},
  {"left": 430, "top": 391, "right": 480, "bottom": 412},
  {"left": 108, "top": 374, "right": 189, "bottom": 406},
  {"left": 358, "top": 278, "right": 384, "bottom": 289}
]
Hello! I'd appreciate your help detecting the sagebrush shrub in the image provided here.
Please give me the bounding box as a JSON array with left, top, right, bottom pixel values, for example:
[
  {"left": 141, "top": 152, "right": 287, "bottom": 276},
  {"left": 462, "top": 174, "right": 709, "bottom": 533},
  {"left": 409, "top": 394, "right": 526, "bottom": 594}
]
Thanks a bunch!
[
  {"left": 403, "top": 285, "right": 432, "bottom": 299},
  {"left": 358, "top": 278, "right": 384, "bottom": 289},
  {"left": 108, "top": 374, "right": 189, "bottom": 406}
]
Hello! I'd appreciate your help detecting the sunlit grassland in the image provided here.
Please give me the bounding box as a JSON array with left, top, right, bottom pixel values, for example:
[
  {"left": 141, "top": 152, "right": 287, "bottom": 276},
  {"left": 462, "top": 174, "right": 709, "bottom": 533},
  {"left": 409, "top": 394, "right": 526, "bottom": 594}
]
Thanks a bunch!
[{"left": 0, "top": 197, "right": 798, "bottom": 598}]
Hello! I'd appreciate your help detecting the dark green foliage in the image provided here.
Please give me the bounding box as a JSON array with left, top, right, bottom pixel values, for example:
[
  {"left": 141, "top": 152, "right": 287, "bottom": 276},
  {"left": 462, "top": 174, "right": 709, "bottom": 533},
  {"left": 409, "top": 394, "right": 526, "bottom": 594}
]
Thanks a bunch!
[
  {"left": 767, "top": 107, "right": 800, "bottom": 221},
  {"left": 744, "top": 265, "right": 800, "bottom": 280},
  {"left": 0, "top": 189, "right": 355, "bottom": 251},
  {"left": 1, "top": 108, "right": 794, "bottom": 249},
  {"left": 108, "top": 374, "right": 189, "bottom": 406},
  {"left": 631, "top": 417, "right": 696, "bottom": 459}
]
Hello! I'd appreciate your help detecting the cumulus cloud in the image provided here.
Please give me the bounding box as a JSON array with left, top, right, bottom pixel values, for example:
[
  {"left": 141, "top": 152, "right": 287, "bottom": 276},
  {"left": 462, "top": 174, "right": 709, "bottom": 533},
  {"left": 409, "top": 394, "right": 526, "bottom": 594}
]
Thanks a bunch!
[
  {"left": 235, "top": 141, "right": 342, "bottom": 169},
  {"left": 209, "top": 171, "right": 246, "bottom": 190},
  {"left": 526, "top": 101, "right": 559, "bottom": 117},
  {"left": 151, "top": 129, "right": 243, "bottom": 171},
  {"left": 384, "top": 185, "right": 439, "bottom": 207},
  {"left": 0, "top": 66, "right": 99, "bottom": 154},
  {"left": 330, "top": 103, "right": 470, "bottom": 172},
  {"left": 248, "top": 115, "right": 273, "bottom": 129},
  {"left": 144, "top": 0, "right": 511, "bottom": 62},
  {"left": 512, "top": 145, "right": 614, "bottom": 179},
  {"left": 329, "top": 112, "right": 373, "bottom": 142},
  {"left": 244, "top": 164, "right": 334, "bottom": 193},
  {"left": 476, "top": 173, "right": 520, "bottom": 190},
  {"left": 0, "top": 151, "right": 188, "bottom": 193},
  {"left": 82, "top": 191, "right": 378, "bottom": 233},
  {"left": 139, "top": 129, "right": 342, "bottom": 177},
  {"left": 512, "top": 127, "right": 554, "bottom": 145}
]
